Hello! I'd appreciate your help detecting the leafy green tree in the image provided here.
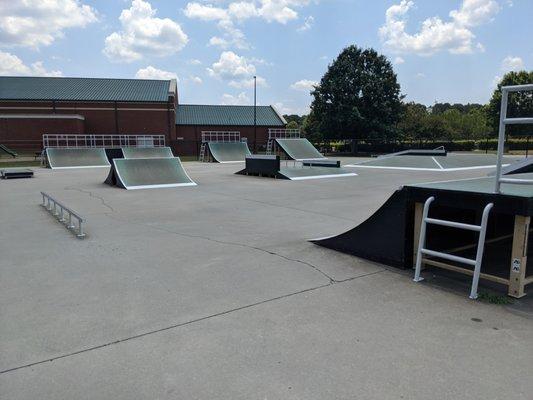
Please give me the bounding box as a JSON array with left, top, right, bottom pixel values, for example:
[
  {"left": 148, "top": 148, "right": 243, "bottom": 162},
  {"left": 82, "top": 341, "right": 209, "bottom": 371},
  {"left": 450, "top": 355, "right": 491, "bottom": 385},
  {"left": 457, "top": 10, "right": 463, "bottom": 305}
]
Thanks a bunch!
[
  {"left": 487, "top": 71, "right": 533, "bottom": 136},
  {"left": 286, "top": 120, "right": 299, "bottom": 130},
  {"left": 398, "top": 102, "right": 428, "bottom": 141},
  {"left": 309, "top": 45, "right": 403, "bottom": 142},
  {"left": 283, "top": 114, "right": 305, "bottom": 126}
]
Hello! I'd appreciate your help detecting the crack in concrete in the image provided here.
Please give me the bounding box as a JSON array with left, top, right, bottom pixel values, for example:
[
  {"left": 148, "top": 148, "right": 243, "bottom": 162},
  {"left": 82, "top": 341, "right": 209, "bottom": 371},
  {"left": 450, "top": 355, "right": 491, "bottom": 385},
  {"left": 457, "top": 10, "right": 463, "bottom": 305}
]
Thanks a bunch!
[
  {"left": 106, "top": 213, "right": 338, "bottom": 283},
  {"left": 0, "top": 269, "right": 385, "bottom": 375},
  {"left": 64, "top": 186, "right": 115, "bottom": 213}
]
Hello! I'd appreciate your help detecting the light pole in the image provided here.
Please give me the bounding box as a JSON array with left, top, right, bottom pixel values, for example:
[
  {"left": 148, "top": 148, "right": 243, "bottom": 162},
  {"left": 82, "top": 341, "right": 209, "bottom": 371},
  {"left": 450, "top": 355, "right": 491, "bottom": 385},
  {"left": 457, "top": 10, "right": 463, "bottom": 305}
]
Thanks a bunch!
[{"left": 253, "top": 75, "right": 257, "bottom": 152}]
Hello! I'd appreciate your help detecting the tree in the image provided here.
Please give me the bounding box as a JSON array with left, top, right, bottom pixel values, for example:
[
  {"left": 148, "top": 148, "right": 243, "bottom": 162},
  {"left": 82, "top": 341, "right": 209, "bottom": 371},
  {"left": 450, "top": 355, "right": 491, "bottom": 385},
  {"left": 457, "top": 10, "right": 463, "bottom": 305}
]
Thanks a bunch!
[
  {"left": 286, "top": 120, "right": 299, "bottom": 130},
  {"left": 283, "top": 114, "right": 305, "bottom": 127},
  {"left": 398, "top": 102, "right": 428, "bottom": 141},
  {"left": 309, "top": 45, "right": 403, "bottom": 143},
  {"left": 487, "top": 71, "right": 533, "bottom": 136}
]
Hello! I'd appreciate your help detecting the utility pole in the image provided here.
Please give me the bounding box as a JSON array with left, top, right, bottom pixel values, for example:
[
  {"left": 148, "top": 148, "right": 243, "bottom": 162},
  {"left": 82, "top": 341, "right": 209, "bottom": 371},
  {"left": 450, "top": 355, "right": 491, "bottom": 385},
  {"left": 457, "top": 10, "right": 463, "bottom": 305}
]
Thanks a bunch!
[{"left": 253, "top": 75, "right": 257, "bottom": 152}]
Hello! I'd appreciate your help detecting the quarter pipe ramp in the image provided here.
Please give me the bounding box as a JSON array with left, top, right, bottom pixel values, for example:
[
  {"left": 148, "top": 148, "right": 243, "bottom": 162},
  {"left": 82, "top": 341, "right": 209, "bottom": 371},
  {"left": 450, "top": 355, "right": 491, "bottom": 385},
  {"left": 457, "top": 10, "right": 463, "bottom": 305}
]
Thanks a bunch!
[
  {"left": 208, "top": 142, "right": 251, "bottom": 163},
  {"left": 105, "top": 157, "right": 196, "bottom": 190},
  {"left": 45, "top": 148, "right": 110, "bottom": 169},
  {"left": 275, "top": 138, "right": 324, "bottom": 160}
]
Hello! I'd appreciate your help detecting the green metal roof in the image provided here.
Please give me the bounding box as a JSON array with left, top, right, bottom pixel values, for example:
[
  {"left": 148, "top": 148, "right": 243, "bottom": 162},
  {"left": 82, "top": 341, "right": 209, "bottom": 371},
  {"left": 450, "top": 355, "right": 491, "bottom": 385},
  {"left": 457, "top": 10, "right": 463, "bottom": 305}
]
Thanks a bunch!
[
  {"left": 176, "top": 104, "right": 285, "bottom": 126},
  {"left": 0, "top": 76, "right": 172, "bottom": 102}
]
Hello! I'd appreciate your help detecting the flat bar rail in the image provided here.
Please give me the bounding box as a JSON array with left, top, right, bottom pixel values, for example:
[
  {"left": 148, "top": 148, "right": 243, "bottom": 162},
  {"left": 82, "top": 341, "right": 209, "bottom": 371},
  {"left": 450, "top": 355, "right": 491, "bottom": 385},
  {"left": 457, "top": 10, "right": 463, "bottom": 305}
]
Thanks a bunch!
[
  {"left": 40, "top": 192, "right": 86, "bottom": 238},
  {"left": 494, "top": 84, "right": 533, "bottom": 192},
  {"left": 43, "top": 134, "right": 165, "bottom": 149}
]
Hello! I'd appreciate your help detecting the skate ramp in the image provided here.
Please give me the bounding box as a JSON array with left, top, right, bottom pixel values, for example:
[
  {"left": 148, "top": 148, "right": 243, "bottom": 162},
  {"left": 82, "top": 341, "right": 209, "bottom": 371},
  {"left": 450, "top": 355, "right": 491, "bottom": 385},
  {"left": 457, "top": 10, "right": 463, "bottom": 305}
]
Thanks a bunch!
[
  {"left": 208, "top": 142, "right": 251, "bottom": 163},
  {"left": 105, "top": 157, "right": 196, "bottom": 190},
  {"left": 275, "top": 138, "right": 324, "bottom": 160},
  {"left": 45, "top": 148, "right": 110, "bottom": 169}
]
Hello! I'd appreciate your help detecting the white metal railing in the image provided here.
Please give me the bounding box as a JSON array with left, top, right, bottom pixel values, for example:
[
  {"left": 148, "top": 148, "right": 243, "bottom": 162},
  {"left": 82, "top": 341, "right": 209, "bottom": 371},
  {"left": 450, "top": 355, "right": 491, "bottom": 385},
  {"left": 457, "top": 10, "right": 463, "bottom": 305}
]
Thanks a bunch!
[
  {"left": 40, "top": 192, "right": 86, "bottom": 238},
  {"left": 42, "top": 134, "right": 165, "bottom": 149},
  {"left": 268, "top": 128, "right": 300, "bottom": 139},
  {"left": 201, "top": 131, "right": 241, "bottom": 143},
  {"left": 413, "top": 196, "right": 493, "bottom": 299},
  {"left": 494, "top": 84, "right": 533, "bottom": 192}
]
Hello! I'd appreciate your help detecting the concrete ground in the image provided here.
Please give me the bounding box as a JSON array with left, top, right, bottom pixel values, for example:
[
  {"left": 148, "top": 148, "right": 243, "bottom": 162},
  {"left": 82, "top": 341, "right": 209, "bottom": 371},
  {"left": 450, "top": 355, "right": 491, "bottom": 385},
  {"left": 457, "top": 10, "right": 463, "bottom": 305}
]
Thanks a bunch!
[{"left": 1, "top": 158, "right": 532, "bottom": 400}]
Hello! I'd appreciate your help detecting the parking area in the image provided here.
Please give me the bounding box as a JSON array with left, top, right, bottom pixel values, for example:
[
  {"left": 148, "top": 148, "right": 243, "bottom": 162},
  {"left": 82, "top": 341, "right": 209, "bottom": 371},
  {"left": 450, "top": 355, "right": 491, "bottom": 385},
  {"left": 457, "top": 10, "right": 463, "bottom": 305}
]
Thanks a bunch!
[{"left": 1, "top": 159, "right": 532, "bottom": 399}]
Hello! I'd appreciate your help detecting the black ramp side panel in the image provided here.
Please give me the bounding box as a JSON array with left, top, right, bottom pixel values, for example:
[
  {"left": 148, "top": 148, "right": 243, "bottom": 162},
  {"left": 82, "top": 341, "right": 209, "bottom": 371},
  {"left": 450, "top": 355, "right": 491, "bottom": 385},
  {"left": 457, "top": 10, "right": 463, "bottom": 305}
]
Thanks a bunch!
[{"left": 310, "top": 189, "right": 411, "bottom": 268}]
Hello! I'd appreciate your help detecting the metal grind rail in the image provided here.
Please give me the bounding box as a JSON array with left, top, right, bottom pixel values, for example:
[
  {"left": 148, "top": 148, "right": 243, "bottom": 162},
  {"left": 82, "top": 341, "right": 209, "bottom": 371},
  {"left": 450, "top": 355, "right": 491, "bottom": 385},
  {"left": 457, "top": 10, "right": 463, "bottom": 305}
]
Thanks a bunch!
[{"left": 40, "top": 192, "right": 86, "bottom": 238}]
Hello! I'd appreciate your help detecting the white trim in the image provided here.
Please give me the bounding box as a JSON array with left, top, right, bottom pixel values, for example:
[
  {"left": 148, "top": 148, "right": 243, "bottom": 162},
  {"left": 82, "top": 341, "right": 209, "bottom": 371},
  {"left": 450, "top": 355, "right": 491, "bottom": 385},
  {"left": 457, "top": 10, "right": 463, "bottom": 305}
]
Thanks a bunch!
[
  {"left": 50, "top": 165, "right": 110, "bottom": 170},
  {"left": 218, "top": 161, "right": 246, "bottom": 164},
  {"left": 125, "top": 182, "right": 197, "bottom": 190},
  {"left": 0, "top": 113, "right": 85, "bottom": 120},
  {"left": 287, "top": 172, "right": 357, "bottom": 181},
  {"left": 0, "top": 106, "right": 171, "bottom": 111},
  {"left": 294, "top": 157, "right": 326, "bottom": 161},
  {"left": 432, "top": 157, "right": 444, "bottom": 170},
  {"left": 344, "top": 164, "right": 510, "bottom": 172}
]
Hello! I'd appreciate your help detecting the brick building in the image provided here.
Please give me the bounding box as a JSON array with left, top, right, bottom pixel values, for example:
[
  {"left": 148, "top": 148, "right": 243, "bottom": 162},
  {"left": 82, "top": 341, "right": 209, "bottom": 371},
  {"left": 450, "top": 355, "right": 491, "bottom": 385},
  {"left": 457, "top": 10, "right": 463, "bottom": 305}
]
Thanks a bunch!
[{"left": 0, "top": 76, "right": 286, "bottom": 156}]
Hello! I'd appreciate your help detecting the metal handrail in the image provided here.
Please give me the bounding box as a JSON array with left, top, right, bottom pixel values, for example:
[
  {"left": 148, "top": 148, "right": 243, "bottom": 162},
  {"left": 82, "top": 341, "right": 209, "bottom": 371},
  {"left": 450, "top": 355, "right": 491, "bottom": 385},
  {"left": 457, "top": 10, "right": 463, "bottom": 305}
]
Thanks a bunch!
[
  {"left": 42, "top": 134, "right": 165, "bottom": 149},
  {"left": 413, "top": 196, "right": 493, "bottom": 299},
  {"left": 494, "top": 84, "right": 533, "bottom": 192},
  {"left": 268, "top": 128, "right": 301, "bottom": 139},
  {"left": 40, "top": 192, "right": 85, "bottom": 238},
  {"left": 201, "top": 131, "right": 241, "bottom": 143}
]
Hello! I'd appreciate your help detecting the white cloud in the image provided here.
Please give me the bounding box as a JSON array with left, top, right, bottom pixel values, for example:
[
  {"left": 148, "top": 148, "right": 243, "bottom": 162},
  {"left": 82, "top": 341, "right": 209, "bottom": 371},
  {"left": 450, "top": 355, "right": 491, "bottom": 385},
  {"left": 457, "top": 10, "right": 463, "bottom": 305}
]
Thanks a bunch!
[
  {"left": 184, "top": 0, "right": 312, "bottom": 49},
  {"left": 501, "top": 56, "right": 524, "bottom": 71},
  {"left": 211, "top": 19, "right": 249, "bottom": 49},
  {"left": 297, "top": 15, "right": 314, "bottom": 31},
  {"left": 393, "top": 56, "right": 405, "bottom": 64},
  {"left": 104, "top": 0, "right": 188, "bottom": 63},
  {"left": 207, "top": 51, "right": 266, "bottom": 88},
  {"left": 221, "top": 92, "right": 250, "bottom": 105},
  {"left": 135, "top": 66, "right": 178, "bottom": 80},
  {"left": 229, "top": 76, "right": 267, "bottom": 88},
  {"left": 208, "top": 51, "right": 255, "bottom": 80},
  {"left": 184, "top": 3, "right": 228, "bottom": 21},
  {"left": 190, "top": 76, "right": 203, "bottom": 84},
  {"left": 415, "top": 72, "right": 426, "bottom": 78},
  {"left": 0, "top": 50, "right": 62, "bottom": 76},
  {"left": 290, "top": 79, "right": 317, "bottom": 91},
  {"left": 0, "top": 0, "right": 97, "bottom": 49},
  {"left": 188, "top": 59, "right": 202, "bottom": 65},
  {"left": 492, "top": 55, "right": 525, "bottom": 87},
  {"left": 379, "top": 0, "right": 500, "bottom": 55},
  {"left": 273, "top": 101, "right": 309, "bottom": 115}
]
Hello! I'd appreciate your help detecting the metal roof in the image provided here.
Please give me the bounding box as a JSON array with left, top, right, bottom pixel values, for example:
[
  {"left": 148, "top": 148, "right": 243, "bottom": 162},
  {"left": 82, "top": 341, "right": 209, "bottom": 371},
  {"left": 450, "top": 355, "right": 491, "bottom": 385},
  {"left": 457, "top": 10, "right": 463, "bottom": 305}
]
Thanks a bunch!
[
  {"left": 176, "top": 104, "right": 285, "bottom": 126},
  {"left": 0, "top": 76, "right": 172, "bottom": 102}
]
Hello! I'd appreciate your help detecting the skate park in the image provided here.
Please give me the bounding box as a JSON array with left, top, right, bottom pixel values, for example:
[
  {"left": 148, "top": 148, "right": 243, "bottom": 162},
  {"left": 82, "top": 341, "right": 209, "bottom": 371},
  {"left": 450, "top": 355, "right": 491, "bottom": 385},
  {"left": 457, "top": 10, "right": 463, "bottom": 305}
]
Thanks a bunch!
[
  {"left": 0, "top": 3, "right": 532, "bottom": 391},
  {"left": 2, "top": 84, "right": 533, "bottom": 399}
]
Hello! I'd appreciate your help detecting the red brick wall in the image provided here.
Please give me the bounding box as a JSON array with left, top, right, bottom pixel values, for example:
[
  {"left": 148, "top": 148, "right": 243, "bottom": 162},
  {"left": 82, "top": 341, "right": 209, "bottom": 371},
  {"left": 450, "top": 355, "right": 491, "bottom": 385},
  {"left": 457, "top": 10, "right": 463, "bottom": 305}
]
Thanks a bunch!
[
  {"left": 0, "top": 116, "right": 85, "bottom": 151},
  {"left": 174, "top": 124, "right": 275, "bottom": 156},
  {"left": 0, "top": 100, "right": 175, "bottom": 151}
]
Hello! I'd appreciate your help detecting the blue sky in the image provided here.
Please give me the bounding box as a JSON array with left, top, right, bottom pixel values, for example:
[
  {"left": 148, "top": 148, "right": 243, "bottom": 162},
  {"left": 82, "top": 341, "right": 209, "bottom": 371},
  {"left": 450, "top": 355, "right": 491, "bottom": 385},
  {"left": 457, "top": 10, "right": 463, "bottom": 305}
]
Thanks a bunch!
[{"left": 0, "top": 0, "right": 531, "bottom": 114}]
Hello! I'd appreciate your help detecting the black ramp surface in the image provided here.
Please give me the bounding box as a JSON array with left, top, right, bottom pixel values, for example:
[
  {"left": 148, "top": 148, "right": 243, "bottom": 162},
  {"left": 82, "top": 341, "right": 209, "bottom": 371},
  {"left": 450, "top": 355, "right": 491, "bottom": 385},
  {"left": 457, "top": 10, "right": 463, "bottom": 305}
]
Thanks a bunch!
[{"left": 310, "top": 189, "right": 410, "bottom": 268}]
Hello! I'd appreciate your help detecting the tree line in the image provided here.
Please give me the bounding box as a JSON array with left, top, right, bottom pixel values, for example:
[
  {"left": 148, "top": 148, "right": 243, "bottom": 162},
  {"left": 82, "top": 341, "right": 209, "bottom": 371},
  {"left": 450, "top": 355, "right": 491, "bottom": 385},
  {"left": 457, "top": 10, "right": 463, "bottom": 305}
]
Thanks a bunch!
[{"left": 284, "top": 45, "right": 533, "bottom": 144}]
